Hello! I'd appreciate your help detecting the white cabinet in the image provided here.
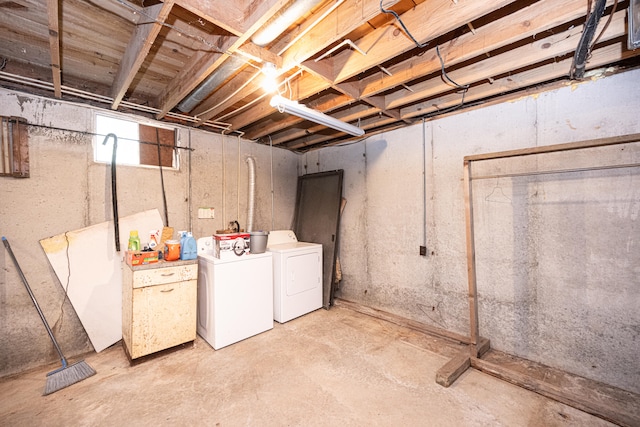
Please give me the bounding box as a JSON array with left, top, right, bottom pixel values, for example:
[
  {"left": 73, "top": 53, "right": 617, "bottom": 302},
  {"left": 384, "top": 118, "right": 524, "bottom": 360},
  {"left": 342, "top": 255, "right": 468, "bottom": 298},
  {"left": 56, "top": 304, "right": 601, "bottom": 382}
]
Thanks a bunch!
[{"left": 122, "top": 260, "right": 198, "bottom": 359}]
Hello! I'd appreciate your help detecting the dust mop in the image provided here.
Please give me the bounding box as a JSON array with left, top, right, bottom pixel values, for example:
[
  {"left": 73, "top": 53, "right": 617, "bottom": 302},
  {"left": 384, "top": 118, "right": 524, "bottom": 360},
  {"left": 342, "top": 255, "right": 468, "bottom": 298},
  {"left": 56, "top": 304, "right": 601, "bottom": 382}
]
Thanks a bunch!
[{"left": 2, "top": 236, "right": 96, "bottom": 395}]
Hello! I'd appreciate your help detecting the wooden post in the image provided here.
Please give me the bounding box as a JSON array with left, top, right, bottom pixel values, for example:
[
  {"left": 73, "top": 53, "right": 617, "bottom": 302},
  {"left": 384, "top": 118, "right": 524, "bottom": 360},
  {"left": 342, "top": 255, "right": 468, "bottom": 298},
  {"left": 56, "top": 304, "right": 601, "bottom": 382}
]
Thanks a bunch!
[{"left": 463, "top": 159, "right": 480, "bottom": 356}]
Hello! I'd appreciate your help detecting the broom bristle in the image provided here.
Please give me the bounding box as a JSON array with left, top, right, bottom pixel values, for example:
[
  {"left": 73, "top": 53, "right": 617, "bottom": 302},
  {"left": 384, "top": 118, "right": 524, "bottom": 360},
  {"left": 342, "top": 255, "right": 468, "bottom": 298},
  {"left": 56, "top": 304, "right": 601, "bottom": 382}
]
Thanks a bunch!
[{"left": 43, "top": 360, "right": 96, "bottom": 396}]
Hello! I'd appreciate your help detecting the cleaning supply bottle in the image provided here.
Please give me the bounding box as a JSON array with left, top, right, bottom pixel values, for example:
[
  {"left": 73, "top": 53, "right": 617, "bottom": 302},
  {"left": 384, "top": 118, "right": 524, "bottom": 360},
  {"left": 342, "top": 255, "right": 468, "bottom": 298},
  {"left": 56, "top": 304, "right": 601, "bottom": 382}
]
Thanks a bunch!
[
  {"left": 128, "top": 230, "right": 141, "bottom": 251},
  {"left": 181, "top": 232, "right": 197, "bottom": 260},
  {"left": 178, "top": 231, "right": 187, "bottom": 258}
]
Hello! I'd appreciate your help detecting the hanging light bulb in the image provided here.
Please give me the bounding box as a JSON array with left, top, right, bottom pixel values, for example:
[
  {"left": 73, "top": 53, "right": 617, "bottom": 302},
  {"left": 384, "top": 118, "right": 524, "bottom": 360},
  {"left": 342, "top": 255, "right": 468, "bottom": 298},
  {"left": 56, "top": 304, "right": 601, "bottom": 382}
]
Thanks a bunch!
[{"left": 261, "top": 62, "right": 279, "bottom": 93}]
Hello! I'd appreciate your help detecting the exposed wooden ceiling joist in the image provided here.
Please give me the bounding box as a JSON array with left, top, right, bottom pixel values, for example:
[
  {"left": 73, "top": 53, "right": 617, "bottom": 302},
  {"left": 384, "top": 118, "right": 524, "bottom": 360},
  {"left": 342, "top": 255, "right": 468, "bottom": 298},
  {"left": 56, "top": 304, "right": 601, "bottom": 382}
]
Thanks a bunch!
[
  {"left": 46, "top": 0, "right": 61, "bottom": 98},
  {"left": 111, "top": 1, "right": 175, "bottom": 109},
  {"left": 0, "top": 0, "right": 637, "bottom": 151}
]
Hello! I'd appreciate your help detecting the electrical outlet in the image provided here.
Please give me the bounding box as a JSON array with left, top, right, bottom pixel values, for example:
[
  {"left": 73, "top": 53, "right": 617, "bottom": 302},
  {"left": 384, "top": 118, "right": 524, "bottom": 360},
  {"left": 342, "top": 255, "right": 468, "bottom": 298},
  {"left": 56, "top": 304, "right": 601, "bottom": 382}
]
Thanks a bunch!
[
  {"left": 419, "top": 246, "right": 427, "bottom": 256},
  {"left": 198, "top": 207, "right": 215, "bottom": 219}
]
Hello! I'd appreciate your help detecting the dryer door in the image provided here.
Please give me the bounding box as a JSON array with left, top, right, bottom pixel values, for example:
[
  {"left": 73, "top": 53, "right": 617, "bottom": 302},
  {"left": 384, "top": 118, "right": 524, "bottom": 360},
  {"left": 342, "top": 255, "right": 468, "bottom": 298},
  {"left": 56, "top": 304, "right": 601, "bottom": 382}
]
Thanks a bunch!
[{"left": 286, "top": 251, "right": 321, "bottom": 296}]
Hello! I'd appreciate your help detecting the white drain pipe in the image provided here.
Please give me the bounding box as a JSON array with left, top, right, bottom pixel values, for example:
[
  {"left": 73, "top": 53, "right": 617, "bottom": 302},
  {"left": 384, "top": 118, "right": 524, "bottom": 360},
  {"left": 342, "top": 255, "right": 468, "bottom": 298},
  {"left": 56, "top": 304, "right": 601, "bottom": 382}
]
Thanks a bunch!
[{"left": 246, "top": 156, "right": 256, "bottom": 232}]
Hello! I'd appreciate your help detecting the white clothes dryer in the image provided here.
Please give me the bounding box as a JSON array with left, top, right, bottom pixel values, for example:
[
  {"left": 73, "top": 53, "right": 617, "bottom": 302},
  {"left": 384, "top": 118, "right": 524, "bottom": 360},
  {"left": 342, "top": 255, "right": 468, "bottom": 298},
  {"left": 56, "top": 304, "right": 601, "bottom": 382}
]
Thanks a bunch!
[
  {"left": 267, "top": 230, "right": 323, "bottom": 323},
  {"left": 196, "top": 236, "right": 273, "bottom": 350}
]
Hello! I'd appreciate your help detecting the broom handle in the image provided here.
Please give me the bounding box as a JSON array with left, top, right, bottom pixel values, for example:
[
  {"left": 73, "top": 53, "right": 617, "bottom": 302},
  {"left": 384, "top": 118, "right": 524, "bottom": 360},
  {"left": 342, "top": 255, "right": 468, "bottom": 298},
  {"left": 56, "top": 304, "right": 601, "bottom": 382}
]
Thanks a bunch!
[{"left": 2, "top": 237, "right": 68, "bottom": 367}]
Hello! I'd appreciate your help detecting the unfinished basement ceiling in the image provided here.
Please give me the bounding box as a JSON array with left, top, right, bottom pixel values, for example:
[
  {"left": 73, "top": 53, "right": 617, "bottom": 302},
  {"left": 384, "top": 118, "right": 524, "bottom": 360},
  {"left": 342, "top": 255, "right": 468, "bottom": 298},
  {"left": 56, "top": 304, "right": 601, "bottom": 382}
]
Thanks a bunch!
[{"left": 0, "top": 0, "right": 638, "bottom": 152}]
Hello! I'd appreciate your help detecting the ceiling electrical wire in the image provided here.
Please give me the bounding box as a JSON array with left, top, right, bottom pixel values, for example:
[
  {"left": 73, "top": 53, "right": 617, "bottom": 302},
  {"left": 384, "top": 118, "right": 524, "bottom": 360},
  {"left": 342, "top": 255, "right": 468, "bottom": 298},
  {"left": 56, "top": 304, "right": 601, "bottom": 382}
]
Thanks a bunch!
[
  {"left": 435, "top": 45, "right": 469, "bottom": 110},
  {"left": 591, "top": 0, "right": 618, "bottom": 49},
  {"left": 436, "top": 45, "right": 469, "bottom": 92},
  {"left": 379, "top": 0, "right": 428, "bottom": 48},
  {"left": 377, "top": 2, "right": 469, "bottom": 110}
]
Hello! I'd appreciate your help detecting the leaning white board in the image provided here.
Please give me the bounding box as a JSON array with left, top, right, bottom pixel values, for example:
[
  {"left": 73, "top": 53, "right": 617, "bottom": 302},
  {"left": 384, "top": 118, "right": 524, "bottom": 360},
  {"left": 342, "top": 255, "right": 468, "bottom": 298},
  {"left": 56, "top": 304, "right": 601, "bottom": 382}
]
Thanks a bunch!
[{"left": 40, "top": 209, "right": 164, "bottom": 352}]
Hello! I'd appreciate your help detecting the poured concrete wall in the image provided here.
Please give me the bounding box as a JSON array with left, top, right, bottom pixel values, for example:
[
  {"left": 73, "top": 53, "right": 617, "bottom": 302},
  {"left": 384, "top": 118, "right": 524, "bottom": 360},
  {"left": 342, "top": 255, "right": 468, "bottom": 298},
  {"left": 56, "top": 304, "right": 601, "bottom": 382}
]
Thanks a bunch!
[
  {"left": 2, "top": 68, "right": 638, "bottom": 395},
  {"left": 0, "top": 89, "right": 299, "bottom": 376},
  {"left": 304, "top": 68, "right": 640, "bottom": 394}
]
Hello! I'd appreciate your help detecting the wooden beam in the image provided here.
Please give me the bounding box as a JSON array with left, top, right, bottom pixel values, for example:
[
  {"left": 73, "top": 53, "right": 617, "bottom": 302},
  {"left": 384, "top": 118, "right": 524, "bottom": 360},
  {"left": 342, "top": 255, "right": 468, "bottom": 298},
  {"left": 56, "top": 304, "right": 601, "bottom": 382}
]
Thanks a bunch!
[
  {"left": 471, "top": 354, "right": 640, "bottom": 427},
  {"left": 285, "top": 118, "right": 409, "bottom": 150},
  {"left": 300, "top": 60, "right": 335, "bottom": 84},
  {"left": 235, "top": 42, "right": 282, "bottom": 68},
  {"left": 186, "top": 45, "right": 285, "bottom": 121},
  {"left": 174, "top": 0, "right": 245, "bottom": 35},
  {"left": 358, "top": 0, "right": 617, "bottom": 99},
  {"left": 192, "top": 68, "right": 263, "bottom": 124},
  {"left": 435, "top": 338, "right": 491, "bottom": 387},
  {"left": 331, "top": 0, "right": 516, "bottom": 83},
  {"left": 88, "top": 0, "right": 142, "bottom": 23},
  {"left": 194, "top": 0, "right": 398, "bottom": 129},
  {"left": 111, "top": 1, "right": 175, "bottom": 110},
  {"left": 283, "top": 116, "right": 401, "bottom": 151},
  {"left": 46, "top": 0, "right": 61, "bottom": 98},
  {"left": 280, "top": 0, "right": 401, "bottom": 71},
  {"left": 465, "top": 133, "right": 640, "bottom": 163},
  {"left": 435, "top": 352, "right": 470, "bottom": 387},
  {"left": 330, "top": 299, "right": 473, "bottom": 345},
  {"left": 225, "top": 0, "right": 516, "bottom": 135},
  {"left": 251, "top": 36, "right": 635, "bottom": 149},
  {"left": 463, "top": 159, "right": 480, "bottom": 353},
  {"left": 386, "top": 9, "right": 627, "bottom": 110},
  {"left": 156, "top": 0, "right": 291, "bottom": 117},
  {"left": 400, "top": 40, "right": 637, "bottom": 120}
]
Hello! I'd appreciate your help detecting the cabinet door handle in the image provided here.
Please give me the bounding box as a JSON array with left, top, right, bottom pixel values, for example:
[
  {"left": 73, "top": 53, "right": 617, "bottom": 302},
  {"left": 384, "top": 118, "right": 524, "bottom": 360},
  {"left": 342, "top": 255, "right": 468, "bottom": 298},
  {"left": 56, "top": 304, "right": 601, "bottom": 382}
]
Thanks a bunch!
[
  {"left": 160, "top": 288, "right": 174, "bottom": 293},
  {"left": 161, "top": 272, "right": 175, "bottom": 277}
]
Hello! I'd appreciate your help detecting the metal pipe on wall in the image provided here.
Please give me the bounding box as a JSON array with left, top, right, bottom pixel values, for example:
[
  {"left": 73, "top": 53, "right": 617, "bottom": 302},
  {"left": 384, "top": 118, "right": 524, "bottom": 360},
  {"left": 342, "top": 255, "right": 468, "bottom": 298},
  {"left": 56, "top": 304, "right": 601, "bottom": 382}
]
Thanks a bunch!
[{"left": 246, "top": 156, "right": 256, "bottom": 232}]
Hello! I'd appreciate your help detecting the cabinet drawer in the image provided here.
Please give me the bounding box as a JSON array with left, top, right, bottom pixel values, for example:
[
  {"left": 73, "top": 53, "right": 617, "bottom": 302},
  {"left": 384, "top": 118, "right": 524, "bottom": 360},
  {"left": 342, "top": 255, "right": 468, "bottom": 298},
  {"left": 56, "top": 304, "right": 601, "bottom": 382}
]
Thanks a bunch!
[{"left": 131, "top": 263, "right": 197, "bottom": 289}]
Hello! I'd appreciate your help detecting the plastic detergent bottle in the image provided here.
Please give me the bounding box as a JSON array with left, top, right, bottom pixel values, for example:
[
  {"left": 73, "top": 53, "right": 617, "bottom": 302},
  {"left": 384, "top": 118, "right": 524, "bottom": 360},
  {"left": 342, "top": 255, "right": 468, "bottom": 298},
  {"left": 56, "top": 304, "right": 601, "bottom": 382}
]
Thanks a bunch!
[
  {"left": 128, "top": 230, "right": 141, "bottom": 251},
  {"left": 178, "top": 231, "right": 187, "bottom": 257},
  {"left": 181, "top": 232, "right": 197, "bottom": 260}
]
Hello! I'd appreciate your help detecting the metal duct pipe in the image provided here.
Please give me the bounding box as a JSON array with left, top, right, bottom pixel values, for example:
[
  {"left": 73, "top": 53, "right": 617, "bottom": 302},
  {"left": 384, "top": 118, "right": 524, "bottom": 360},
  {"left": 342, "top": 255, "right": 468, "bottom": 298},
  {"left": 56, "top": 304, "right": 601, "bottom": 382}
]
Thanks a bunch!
[
  {"left": 251, "top": 0, "right": 324, "bottom": 47},
  {"left": 246, "top": 156, "right": 256, "bottom": 232},
  {"left": 177, "top": 56, "right": 246, "bottom": 112}
]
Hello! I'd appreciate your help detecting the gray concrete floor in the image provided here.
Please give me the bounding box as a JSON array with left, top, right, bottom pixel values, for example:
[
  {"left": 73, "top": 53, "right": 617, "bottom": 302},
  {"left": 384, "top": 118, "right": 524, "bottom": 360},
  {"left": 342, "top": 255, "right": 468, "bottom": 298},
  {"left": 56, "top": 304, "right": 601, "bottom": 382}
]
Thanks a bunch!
[{"left": 0, "top": 304, "right": 616, "bottom": 426}]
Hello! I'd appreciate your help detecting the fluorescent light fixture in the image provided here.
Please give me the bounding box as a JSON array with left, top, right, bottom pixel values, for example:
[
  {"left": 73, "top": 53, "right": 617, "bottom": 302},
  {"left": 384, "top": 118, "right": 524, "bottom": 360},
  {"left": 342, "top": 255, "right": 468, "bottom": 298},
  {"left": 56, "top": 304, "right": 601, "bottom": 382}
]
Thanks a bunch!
[{"left": 270, "top": 95, "right": 365, "bottom": 137}]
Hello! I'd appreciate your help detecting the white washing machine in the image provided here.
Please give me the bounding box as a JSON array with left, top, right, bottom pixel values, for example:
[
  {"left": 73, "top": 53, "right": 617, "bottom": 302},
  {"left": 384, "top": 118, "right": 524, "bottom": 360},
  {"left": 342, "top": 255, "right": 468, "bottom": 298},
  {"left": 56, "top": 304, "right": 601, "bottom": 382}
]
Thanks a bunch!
[
  {"left": 197, "top": 236, "right": 273, "bottom": 350},
  {"left": 267, "top": 230, "right": 323, "bottom": 323}
]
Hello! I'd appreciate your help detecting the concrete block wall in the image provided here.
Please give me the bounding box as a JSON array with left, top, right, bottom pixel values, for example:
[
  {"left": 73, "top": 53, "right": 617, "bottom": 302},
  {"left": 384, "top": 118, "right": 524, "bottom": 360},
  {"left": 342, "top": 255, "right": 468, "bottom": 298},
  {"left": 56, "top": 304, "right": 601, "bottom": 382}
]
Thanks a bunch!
[
  {"left": 305, "top": 68, "right": 640, "bottom": 394},
  {"left": 0, "top": 89, "right": 299, "bottom": 376}
]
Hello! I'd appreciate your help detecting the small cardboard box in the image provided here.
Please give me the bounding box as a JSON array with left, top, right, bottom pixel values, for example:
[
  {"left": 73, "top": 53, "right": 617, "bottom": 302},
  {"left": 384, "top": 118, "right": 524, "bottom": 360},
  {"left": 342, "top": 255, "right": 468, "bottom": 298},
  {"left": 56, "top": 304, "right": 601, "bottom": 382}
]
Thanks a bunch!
[
  {"left": 126, "top": 250, "right": 159, "bottom": 266},
  {"left": 213, "top": 233, "right": 250, "bottom": 260}
]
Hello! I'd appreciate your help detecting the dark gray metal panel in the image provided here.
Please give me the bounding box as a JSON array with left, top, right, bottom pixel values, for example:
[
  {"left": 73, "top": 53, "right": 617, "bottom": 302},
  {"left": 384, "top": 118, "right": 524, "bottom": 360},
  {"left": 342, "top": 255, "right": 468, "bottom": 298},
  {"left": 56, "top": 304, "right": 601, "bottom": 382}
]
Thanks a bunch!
[{"left": 293, "top": 170, "right": 344, "bottom": 309}]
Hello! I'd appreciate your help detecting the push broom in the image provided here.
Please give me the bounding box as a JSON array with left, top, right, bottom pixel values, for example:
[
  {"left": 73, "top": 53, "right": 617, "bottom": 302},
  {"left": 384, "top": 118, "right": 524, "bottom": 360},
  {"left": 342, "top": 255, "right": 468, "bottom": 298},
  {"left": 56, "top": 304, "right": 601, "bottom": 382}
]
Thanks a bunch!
[{"left": 2, "top": 236, "right": 96, "bottom": 395}]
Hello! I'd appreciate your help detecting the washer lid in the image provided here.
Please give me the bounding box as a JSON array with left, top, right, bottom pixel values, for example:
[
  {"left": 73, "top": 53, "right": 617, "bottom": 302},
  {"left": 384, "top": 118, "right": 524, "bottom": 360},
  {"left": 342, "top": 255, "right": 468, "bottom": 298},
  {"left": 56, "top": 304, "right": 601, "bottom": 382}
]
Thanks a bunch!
[{"left": 267, "top": 230, "right": 298, "bottom": 247}]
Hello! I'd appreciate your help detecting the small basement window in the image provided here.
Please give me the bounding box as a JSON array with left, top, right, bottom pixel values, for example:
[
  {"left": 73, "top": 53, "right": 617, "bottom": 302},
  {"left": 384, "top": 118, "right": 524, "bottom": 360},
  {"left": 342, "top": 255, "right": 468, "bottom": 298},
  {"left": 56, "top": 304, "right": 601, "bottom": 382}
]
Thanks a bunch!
[
  {"left": 95, "top": 114, "right": 177, "bottom": 168},
  {"left": 1, "top": 116, "right": 29, "bottom": 178}
]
